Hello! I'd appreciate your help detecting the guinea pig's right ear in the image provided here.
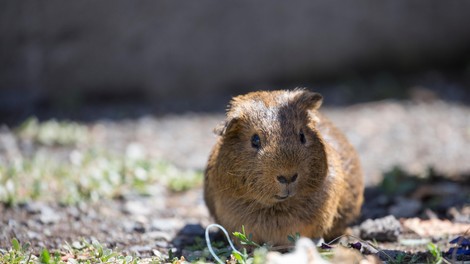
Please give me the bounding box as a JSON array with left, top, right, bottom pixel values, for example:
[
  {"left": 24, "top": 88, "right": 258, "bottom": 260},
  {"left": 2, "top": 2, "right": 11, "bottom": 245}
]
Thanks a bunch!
[
  {"left": 294, "top": 90, "right": 323, "bottom": 111},
  {"left": 213, "top": 117, "right": 239, "bottom": 136}
]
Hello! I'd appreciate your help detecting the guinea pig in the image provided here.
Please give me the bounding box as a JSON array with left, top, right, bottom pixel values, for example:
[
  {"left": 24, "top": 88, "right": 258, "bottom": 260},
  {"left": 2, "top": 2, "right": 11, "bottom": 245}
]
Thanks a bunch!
[{"left": 204, "top": 89, "right": 364, "bottom": 246}]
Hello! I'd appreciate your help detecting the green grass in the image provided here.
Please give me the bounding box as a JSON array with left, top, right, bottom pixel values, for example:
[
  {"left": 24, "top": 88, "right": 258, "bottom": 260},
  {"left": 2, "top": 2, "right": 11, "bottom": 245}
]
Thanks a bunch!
[
  {"left": 0, "top": 238, "right": 164, "bottom": 264},
  {"left": 0, "top": 149, "right": 203, "bottom": 205},
  {"left": 0, "top": 117, "right": 203, "bottom": 205},
  {"left": 17, "top": 117, "right": 88, "bottom": 147}
]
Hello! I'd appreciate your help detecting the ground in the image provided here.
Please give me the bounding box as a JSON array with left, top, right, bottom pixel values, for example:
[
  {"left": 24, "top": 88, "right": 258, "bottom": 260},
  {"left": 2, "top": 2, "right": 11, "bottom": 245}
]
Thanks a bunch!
[{"left": 0, "top": 99, "right": 469, "bottom": 263}]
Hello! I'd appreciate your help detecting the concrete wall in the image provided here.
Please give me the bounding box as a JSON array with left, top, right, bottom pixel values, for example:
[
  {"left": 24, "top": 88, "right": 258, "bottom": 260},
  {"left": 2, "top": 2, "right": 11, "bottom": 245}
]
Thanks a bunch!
[{"left": 1, "top": 0, "right": 470, "bottom": 111}]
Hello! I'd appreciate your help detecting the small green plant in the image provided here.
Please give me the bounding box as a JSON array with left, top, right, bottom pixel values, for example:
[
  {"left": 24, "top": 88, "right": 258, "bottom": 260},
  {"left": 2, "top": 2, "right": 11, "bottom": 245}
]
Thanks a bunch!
[
  {"left": 184, "top": 236, "right": 231, "bottom": 262},
  {"left": 232, "top": 248, "right": 253, "bottom": 264},
  {"left": 167, "top": 169, "right": 203, "bottom": 192},
  {"left": 231, "top": 226, "right": 260, "bottom": 264},
  {"left": 232, "top": 225, "right": 261, "bottom": 248},
  {"left": 389, "top": 252, "right": 420, "bottom": 264},
  {"left": 0, "top": 238, "right": 33, "bottom": 264},
  {"left": 0, "top": 146, "right": 203, "bottom": 205},
  {"left": 427, "top": 242, "right": 443, "bottom": 264},
  {"left": 0, "top": 238, "right": 164, "bottom": 264}
]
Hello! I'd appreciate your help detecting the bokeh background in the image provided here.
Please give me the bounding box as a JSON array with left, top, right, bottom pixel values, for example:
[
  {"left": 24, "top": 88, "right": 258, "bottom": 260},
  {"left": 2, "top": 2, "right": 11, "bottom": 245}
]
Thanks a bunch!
[{"left": 2, "top": 1, "right": 470, "bottom": 122}]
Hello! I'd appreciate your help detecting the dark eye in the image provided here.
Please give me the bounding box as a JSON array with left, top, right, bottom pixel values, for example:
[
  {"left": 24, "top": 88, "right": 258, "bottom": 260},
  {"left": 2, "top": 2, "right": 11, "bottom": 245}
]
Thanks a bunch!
[
  {"left": 299, "top": 130, "right": 306, "bottom": 144},
  {"left": 251, "top": 134, "right": 261, "bottom": 149}
]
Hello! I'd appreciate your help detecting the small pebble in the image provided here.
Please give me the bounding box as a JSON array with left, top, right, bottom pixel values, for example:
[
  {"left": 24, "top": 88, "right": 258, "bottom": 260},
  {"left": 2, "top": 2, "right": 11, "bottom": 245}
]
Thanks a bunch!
[{"left": 360, "top": 215, "right": 402, "bottom": 242}]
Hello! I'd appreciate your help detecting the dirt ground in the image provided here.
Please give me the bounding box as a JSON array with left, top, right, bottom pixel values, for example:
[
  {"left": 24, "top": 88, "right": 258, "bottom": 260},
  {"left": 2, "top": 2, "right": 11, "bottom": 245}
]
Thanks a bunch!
[{"left": 1, "top": 99, "right": 470, "bottom": 262}]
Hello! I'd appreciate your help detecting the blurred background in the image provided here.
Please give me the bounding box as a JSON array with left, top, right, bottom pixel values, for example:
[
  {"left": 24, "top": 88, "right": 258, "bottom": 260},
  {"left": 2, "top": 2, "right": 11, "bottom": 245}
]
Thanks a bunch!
[
  {"left": 1, "top": 1, "right": 470, "bottom": 257},
  {"left": 2, "top": 1, "right": 470, "bottom": 122}
]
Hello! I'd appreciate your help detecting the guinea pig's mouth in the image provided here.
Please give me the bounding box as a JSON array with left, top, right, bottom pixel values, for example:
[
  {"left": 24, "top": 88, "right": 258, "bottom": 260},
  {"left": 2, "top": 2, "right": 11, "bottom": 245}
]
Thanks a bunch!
[{"left": 274, "top": 194, "right": 289, "bottom": 200}]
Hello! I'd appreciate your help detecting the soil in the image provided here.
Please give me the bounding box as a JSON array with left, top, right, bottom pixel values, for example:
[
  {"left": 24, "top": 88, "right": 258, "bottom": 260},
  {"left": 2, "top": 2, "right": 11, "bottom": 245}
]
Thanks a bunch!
[{"left": 1, "top": 99, "right": 470, "bottom": 262}]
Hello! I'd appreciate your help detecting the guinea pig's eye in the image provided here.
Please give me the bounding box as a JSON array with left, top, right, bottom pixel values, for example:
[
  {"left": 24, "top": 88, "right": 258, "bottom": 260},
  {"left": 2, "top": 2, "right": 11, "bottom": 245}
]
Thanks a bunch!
[
  {"left": 251, "top": 134, "right": 261, "bottom": 149},
  {"left": 299, "top": 130, "right": 306, "bottom": 144}
]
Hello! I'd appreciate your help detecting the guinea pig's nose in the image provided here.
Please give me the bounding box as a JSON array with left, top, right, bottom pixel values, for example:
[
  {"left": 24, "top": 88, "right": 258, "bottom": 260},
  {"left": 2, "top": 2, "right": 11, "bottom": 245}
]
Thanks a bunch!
[{"left": 277, "top": 174, "right": 298, "bottom": 184}]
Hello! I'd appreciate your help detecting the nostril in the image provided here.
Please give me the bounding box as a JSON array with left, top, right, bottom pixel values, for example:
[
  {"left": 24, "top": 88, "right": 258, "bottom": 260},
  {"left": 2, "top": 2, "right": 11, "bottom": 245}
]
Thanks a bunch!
[
  {"left": 277, "top": 176, "right": 288, "bottom": 184},
  {"left": 291, "top": 174, "right": 298, "bottom": 182}
]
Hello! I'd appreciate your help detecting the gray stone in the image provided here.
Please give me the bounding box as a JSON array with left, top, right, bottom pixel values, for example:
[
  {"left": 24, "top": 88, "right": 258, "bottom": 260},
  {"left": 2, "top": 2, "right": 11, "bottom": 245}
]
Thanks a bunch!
[
  {"left": 178, "top": 224, "right": 205, "bottom": 237},
  {"left": 122, "top": 200, "right": 152, "bottom": 216},
  {"left": 360, "top": 215, "right": 402, "bottom": 242},
  {"left": 23, "top": 202, "right": 45, "bottom": 214},
  {"left": 38, "top": 206, "right": 61, "bottom": 225},
  {"left": 129, "top": 245, "right": 153, "bottom": 256},
  {"left": 154, "top": 240, "right": 170, "bottom": 249},
  {"left": 151, "top": 218, "right": 183, "bottom": 232}
]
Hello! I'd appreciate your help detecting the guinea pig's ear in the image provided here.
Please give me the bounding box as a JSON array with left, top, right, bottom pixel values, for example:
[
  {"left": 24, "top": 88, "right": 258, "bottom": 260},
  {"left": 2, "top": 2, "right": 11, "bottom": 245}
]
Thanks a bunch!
[
  {"left": 213, "top": 117, "right": 239, "bottom": 136},
  {"left": 294, "top": 90, "right": 323, "bottom": 111}
]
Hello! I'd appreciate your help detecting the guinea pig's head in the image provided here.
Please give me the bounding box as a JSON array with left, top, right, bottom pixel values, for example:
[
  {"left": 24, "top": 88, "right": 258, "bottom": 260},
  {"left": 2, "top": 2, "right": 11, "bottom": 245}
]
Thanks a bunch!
[{"left": 215, "top": 89, "right": 328, "bottom": 206}]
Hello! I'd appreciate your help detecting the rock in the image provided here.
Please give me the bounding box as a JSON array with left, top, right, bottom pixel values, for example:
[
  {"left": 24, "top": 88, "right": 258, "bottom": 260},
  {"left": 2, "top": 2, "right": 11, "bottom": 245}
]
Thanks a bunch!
[
  {"left": 122, "top": 200, "right": 152, "bottom": 216},
  {"left": 154, "top": 240, "right": 171, "bottom": 249},
  {"left": 177, "top": 224, "right": 205, "bottom": 237},
  {"left": 38, "top": 206, "right": 61, "bottom": 225},
  {"left": 449, "top": 206, "right": 470, "bottom": 223},
  {"left": 133, "top": 222, "right": 146, "bottom": 233},
  {"left": 144, "top": 231, "right": 172, "bottom": 242},
  {"left": 151, "top": 218, "right": 183, "bottom": 232},
  {"left": 122, "top": 221, "right": 146, "bottom": 233},
  {"left": 129, "top": 245, "right": 153, "bottom": 256},
  {"left": 23, "top": 202, "right": 45, "bottom": 214},
  {"left": 67, "top": 206, "right": 81, "bottom": 219},
  {"left": 27, "top": 230, "right": 40, "bottom": 240},
  {"left": 360, "top": 215, "right": 402, "bottom": 242}
]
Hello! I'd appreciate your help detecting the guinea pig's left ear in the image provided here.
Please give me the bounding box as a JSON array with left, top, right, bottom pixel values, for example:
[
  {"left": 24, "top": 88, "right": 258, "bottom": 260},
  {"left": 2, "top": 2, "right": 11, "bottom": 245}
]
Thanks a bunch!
[
  {"left": 294, "top": 89, "right": 323, "bottom": 111},
  {"left": 213, "top": 117, "right": 239, "bottom": 136}
]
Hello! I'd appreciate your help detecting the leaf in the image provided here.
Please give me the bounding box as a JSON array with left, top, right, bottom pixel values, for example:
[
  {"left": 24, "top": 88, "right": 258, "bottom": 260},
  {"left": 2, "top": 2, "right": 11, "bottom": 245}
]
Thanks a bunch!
[
  {"left": 39, "top": 248, "right": 51, "bottom": 264},
  {"left": 232, "top": 252, "right": 244, "bottom": 262},
  {"left": 427, "top": 242, "right": 442, "bottom": 263},
  {"left": 125, "top": 255, "right": 133, "bottom": 262},
  {"left": 71, "top": 241, "right": 86, "bottom": 250},
  {"left": 233, "top": 232, "right": 245, "bottom": 240},
  {"left": 11, "top": 238, "right": 20, "bottom": 251},
  {"left": 22, "top": 242, "right": 31, "bottom": 252}
]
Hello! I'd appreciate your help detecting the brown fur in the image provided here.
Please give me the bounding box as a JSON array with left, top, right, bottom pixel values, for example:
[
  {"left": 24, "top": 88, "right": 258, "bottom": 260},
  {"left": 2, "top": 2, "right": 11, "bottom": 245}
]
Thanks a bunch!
[{"left": 204, "top": 89, "right": 364, "bottom": 246}]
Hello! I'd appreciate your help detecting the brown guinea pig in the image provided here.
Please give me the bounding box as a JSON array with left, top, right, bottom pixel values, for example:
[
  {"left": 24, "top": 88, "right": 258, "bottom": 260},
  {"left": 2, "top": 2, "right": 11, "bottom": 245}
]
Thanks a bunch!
[{"left": 204, "top": 89, "right": 364, "bottom": 246}]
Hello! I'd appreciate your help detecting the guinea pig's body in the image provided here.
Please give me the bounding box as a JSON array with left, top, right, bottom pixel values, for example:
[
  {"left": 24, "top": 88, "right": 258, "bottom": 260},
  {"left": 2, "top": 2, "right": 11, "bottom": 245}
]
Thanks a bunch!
[{"left": 204, "top": 89, "right": 363, "bottom": 246}]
